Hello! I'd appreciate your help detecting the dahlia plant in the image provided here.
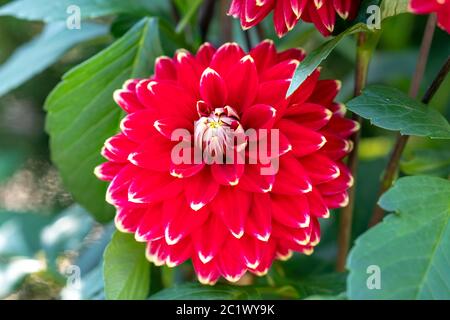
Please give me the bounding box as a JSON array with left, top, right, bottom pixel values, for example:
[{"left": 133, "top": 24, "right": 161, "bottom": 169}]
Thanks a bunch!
[{"left": 0, "top": 0, "right": 449, "bottom": 301}]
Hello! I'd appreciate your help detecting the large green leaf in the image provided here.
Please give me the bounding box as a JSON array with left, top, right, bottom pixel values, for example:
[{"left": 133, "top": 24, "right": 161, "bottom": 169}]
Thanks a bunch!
[
  {"left": 0, "top": 0, "right": 168, "bottom": 22},
  {"left": 347, "top": 176, "right": 450, "bottom": 299},
  {"left": 287, "top": 23, "right": 368, "bottom": 96},
  {"left": 0, "top": 22, "right": 108, "bottom": 97},
  {"left": 45, "top": 18, "right": 163, "bottom": 222},
  {"left": 103, "top": 231, "right": 150, "bottom": 300},
  {"left": 347, "top": 85, "right": 450, "bottom": 139}
]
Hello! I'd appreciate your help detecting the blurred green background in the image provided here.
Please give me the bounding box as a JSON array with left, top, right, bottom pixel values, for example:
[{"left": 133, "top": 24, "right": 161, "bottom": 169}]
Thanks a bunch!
[{"left": 0, "top": 0, "right": 449, "bottom": 299}]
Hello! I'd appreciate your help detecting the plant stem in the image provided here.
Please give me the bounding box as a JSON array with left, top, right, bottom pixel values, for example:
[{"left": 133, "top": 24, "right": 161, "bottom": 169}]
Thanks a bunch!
[
  {"left": 336, "top": 32, "right": 371, "bottom": 272},
  {"left": 369, "top": 14, "right": 437, "bottom": 228}
]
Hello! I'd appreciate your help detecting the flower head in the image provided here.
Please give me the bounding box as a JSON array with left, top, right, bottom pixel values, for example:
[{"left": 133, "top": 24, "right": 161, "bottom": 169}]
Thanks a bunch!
[
  {"left": 228, "top": 0, "right": 361, "bottom": 37},
  {"left": 95, "top": 41, "right": 358, "bottom": 284},
  {"left": 409, "top": 0, "right": 450, "bottom": 34}
]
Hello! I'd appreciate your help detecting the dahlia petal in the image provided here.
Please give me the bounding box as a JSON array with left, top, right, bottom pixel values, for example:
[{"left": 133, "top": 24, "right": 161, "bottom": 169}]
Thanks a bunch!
[
  {"left": 196, "top": 42, "right": 217, "bottom": 68},
  {"left": 170, "top": 160, "right": 205, "bottom": 179},
  {"left": 300, "top": 153, "right": 341, "bottom": 185},
  {"left": 257, "top": 79, "right": 291, "bottom": 106},
  {"left": 103, "top": 133, "right": 138, "bottom": 163},
  {"left": 164, "top": 195, "right": 210, "bottom": 245},
  {"left": 260, "top": 59, "right": 300, "bottom": 82},
  {"left": 154, "top": 56, "right": 177, "bottom": 81},
  {"left": 211, "top": 163, "right": 244, "bottom": 186},
  {"left": 192, "top": 256, "right": 220, "bottom": 285},
  {"left": 324, "top": 115, "right": 360, "bottom": 139},
  {"left": 192, "top": 214, "right": 228, "bottom": 263},
  {"left": 242, "top": 0, "right": 275, "bottom": 29},
  {"left": 210, "top": 43, "right": 245, "bottom": 78},
  {"left": 165, "top": 237, "right": 192, "bottom": 267},
  {"left": 106, "top": 164, "right": 137, "bottom": 206},
  {"left": 309, "top": 79, "right": 341, "bottom": 106},
  {"left": 437, "top": 8, "right": 450, "bottom": 34},
  {"left": 185, "top": 167, "right": 220, "bottom": 211},
  {"left": 123, "top": 79, "right": 140, "bottom": 91},
  {"left": 284, "top": 103, "right": 332, "bottom": 131},
  {"left": 224, "top": 55, "right": 259, "bottom": 112},
  {"left": 128, "top": 171, "right": 184, "bottom": 204},
  {"left": 320, "top": 133, "right": 353, "bottom": 160},
  {"left": 305, "top": 3, "right": 333, "bottom": 36},
  {"left": 272, "top": 223, "right": 312, "bottom": 246},
  {"left": 239, "top": 235, "right": 262, "bottom": 269},
  {"left": 277, "top": 119, "right": 326, "bottom": 157},
  {"left": 228, "top": 0, "right": 243, "bottom": 17},
  {"left": 238, "top": 164, "right": 275, "bottom": 193},
  {"left": 316, "top": 0, "right": 336, "bottom": 33},
  {"left": 115, "top": 207, "right": 147, "bottom": 234},
  {"left": 241, "top": 104, "right": 277, "bottom": 130},
  {"left": 113, "top": 89, "right": 144, "bottom": 113},
  {"left": 127, "top": 135, "right": 173, "bottom": 172},
  {"left": 271, "top": 194, "right": 310, "bottom": 228},
  {"left": 289, "top": 69, "right": 321, "bottom": 104},
  {"left": 94, "top": 161, "right": 124, "bottom": 182},
  {"left": 120, "top": 109, "right": 157, "bottom": 143},
  {"left": 309, "top": 217, "right": 321, "bottom": 246},
  {"left": 334, "top": 0, "right": 352, "bottom": 19},
  {"left": 306, "top": 188, "right": 330, "bottom": 218},
  {"left": 246, "top": 193, "right": 272, "bottom": 241},
  {"left": 153, "top": 117, "right": 193, "bottom": 141},
  {"left": 272, "top": 154, "right": 313, "bottom": 195},
  {"left": 213, "top": 188, "right": 251, "bottom": 238},
  {"left": 135, "top": 204, "right": 165, "bottom": 242},
  {"left": 283, "top": 0, "right": 301, "bottom": 32},
  {"left": 323, "top": 191, "right": 349, "bottom": 209},
  {"left": 146, "top": 239, "right": 168, "bottom": 266},
  {"left": 143, "top": 80, "right": 198, "bottom": 121},
  {"left": 276, "top": 243, "right": 293, "bottom": 261},
  {"left": 200, "top": 68, "right": 228, "bottom": 108},
  {"left": 273, "top": 0, "right": 289, "bottom": 37},
  {"left": 218, "top": 237, "right": 247, "bottom": 282},
  {"left": 174, "top": 49, "right": 203, "bottom": 96},
  {"left": 250, "top": 240, "right": 276, "bottom": 276},
  {"left": 317, "top": 162, "right": 353, "bottom": 195},
  {"left": 249, "top": 39, "right": 278, "bottom": 72},
  {"left": 409, "top": 0, "right": 441, "bottom": 13},
  {"left": 276, "top": 48, "right": 306, "bottom": 63}
]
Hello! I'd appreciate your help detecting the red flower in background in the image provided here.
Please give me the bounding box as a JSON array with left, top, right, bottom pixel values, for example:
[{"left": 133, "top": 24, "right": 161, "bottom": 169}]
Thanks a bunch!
[
  {"left": 95, "top": 41, "right": 358, "bottom": 284},
  {"left": 409, "top": 0, "right": 450, "bottom": 34},
  {"left": 228, "top": 0, "right": 361, "bottom": 37}
]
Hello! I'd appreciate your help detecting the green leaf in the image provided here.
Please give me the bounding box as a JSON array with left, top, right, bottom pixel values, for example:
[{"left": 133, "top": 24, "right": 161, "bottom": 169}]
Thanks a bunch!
[
  {"left": 103, "top": 231, "right": 150, "bottom": 300},
  {"left": 0, "top": 0, "right": 168, "bottom": 22},
  {"left": 45, "top": 18, "right": 163, "bottom": 222},
  {"left": 347, "top": 176, "right": 450, "bottom": 299},
  {"left": 401, "top": 147, "right": 450, "bottom": 177},
  {"left": 175, "top": 0, "right": 203, "bottom": 33},
  {"left": 380, "top": 0, "right": 410, "bottom": 19},
  {"left": 0, "top": 22, "right": 107, "bottom": 97},
  {"left": 149, "top": 283, "right": 286, "bottom": 300},
  {"left": 287, "top": 23, "right": 369, "bottom": 96},
  {"left": 347, "top": 85, "right": 450, "bottom": 139}
]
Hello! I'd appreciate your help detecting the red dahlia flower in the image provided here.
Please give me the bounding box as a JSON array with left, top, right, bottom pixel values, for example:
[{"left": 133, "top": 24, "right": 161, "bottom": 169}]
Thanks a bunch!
[
  {"left": 409, "top": 0, "right": 450, "bottom": 34},
  {"left": 95, "top": 41, "right": 358, "bottom": 284},
  {"left": 228, "top": 0, "right": 361, "bottom": 37}
]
